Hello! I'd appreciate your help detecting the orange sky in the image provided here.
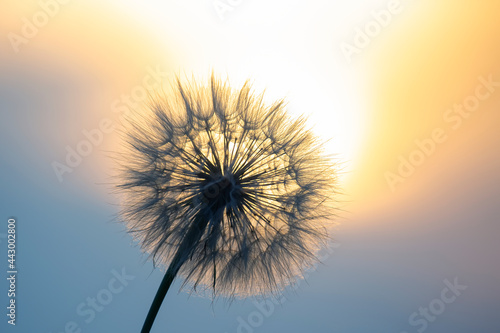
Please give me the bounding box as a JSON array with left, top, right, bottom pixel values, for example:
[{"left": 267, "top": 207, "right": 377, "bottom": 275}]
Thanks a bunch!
[{"left": 347, "top": 1, "right": 500, "bottom": 215}]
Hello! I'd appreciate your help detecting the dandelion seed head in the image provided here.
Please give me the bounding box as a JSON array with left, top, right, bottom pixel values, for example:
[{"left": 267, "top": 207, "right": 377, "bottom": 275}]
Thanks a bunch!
[{"left": 117, "top": 75, "right": 337, "bottom": 298}]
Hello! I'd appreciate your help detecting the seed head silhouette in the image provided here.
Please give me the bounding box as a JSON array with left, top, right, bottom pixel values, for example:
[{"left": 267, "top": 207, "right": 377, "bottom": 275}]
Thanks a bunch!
[{"left": 116, "top": 75, "right": 337, "bottom": 332}]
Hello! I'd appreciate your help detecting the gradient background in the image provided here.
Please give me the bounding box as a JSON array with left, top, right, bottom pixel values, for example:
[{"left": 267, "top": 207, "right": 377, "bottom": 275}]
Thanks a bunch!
[{"left": 1, "top": 0, "right": 499, "bottom": 332}]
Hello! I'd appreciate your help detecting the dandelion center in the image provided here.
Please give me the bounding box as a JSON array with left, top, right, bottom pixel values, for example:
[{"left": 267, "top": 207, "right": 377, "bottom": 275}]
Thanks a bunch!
[{"left": 200, "top": 172, "right": 242, "bottom": 213}]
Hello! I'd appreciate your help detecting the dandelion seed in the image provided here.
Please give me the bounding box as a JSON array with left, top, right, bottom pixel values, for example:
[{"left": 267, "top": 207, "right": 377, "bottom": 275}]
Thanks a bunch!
[{"left": 116, "top": 75, "right": 337, "bottom": 332}]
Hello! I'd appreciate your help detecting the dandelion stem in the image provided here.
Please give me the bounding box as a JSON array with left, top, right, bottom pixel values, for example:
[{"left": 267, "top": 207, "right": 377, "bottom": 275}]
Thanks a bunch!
[
  {"left": 141, "top": 213, "right": 210, "bottom": 333},
  {"left": 140, "top": 263, "right": 178, "bottom": 333}
]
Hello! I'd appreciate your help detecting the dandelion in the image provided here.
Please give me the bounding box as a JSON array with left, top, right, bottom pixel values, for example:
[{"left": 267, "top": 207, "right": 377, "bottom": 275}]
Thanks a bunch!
[{"left": 116, "top": 75, "right": 337, "bottom": 332}]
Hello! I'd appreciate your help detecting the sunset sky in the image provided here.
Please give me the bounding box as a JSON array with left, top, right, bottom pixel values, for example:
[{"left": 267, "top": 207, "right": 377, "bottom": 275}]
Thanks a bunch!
[{"left": 1, "top": 1, "right": 499, "bottom": 332}]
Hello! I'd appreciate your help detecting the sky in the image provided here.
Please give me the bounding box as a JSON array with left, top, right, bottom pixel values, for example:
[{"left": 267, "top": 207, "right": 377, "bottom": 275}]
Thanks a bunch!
[{"left": 1, "top": 0, "right": 499, "bottom": 332}]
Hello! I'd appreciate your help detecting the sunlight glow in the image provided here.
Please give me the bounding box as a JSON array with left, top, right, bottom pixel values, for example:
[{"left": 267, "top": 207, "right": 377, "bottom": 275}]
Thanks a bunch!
[{"left": 107, "top": 0, "right": 368, "bottom": 185}]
